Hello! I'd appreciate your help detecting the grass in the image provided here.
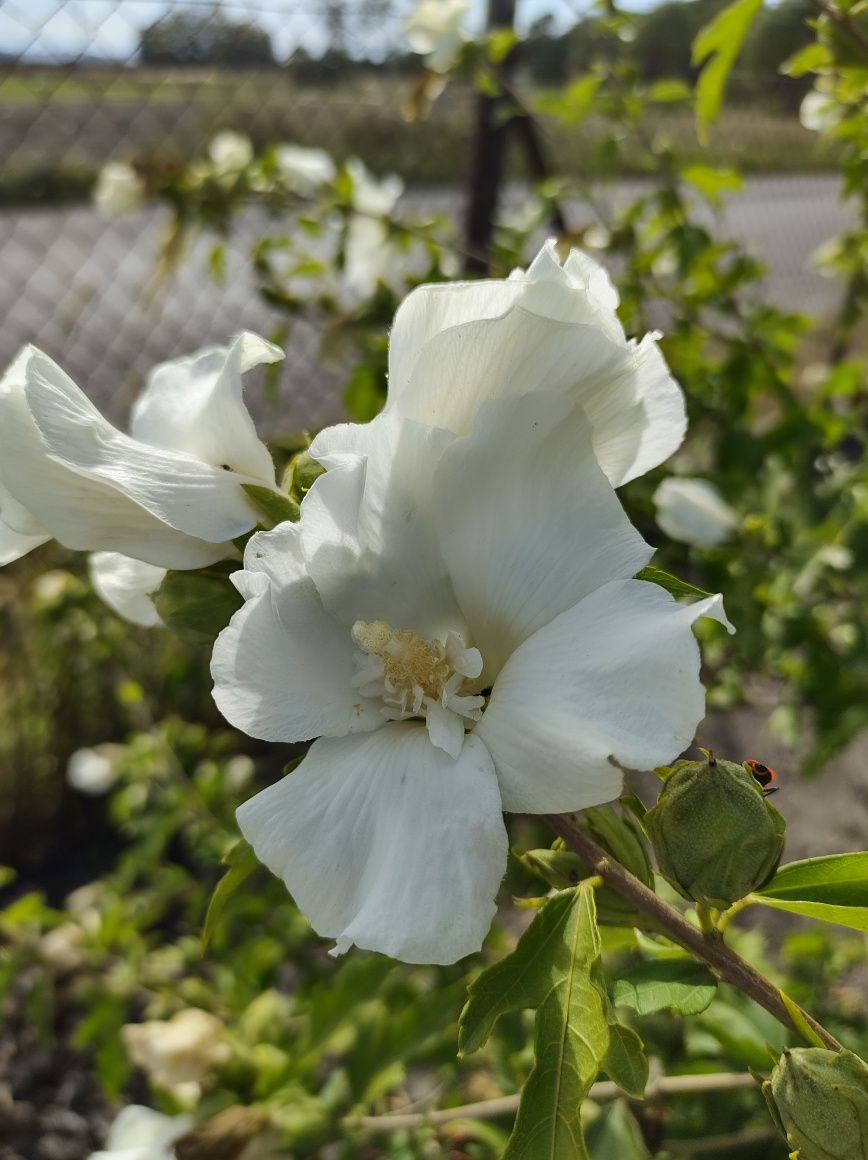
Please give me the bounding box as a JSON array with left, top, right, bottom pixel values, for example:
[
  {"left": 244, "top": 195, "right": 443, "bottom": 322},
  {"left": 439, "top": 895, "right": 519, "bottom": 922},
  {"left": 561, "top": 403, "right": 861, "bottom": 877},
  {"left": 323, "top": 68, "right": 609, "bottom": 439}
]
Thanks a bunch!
[{"left": 0, "top": 66, "right": 839, "bottom": 206}]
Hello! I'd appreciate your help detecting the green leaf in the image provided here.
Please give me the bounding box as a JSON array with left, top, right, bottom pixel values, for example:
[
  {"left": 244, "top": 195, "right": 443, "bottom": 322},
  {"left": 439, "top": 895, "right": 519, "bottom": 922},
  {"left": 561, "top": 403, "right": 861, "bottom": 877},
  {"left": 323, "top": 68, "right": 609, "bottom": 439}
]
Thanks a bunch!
[
  {"left": 781, "top": 42, "right": 833, "bottom": 77},
  {"left": 749, "top": 896, "right": 868, "bottom": 932},
  {"left": 751, "top": 852, "right": 868, "bottom": 932},
  {"left": 583, "top": 807, "right": 654, "bottom": 889},
  {"left": 691, "top": 0, "right": 763, "bottom": 140},
  {"left": 681, "top": 164, "right": 743, "bottom": 205},
  {"left": 152, "top": 566, "right": 244, "bottom": 645},
  {"left": 202, "top": 839, "right": 259, "bottom": 949},
  {"left": 756, "top": 852, "right": 868, "bottom": 905},
  {"left": 780, "top": 990, "right": 827, "bottom": 1049},
  {"left": 612, "top": 960, "right": 717, "bottom": 1016},
  {"left": 635, "top": 566, "right": 713, "bottom": 601},
  {"left": 460, "top": 885, "right": 610, "bottom": 1160},
  {"left": 584, "top": 1101, "right": 651, "bottom": 1160},
  {"left": 601, "top": 1022, "right": 649, "bottom": 1098},
  {"left": 647, "top": 78, "right": 692, "bottom": 104},
  {"left": 241, "top": 483, "right": 300, "bottom": 527}
]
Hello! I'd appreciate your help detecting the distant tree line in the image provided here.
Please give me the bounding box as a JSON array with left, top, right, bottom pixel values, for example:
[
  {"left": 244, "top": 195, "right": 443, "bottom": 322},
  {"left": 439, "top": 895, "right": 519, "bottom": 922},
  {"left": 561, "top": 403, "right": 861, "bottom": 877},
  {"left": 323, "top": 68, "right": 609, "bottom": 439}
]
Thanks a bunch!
[{"left": 137, "top": 0, "right": 814, "bottom": 110}]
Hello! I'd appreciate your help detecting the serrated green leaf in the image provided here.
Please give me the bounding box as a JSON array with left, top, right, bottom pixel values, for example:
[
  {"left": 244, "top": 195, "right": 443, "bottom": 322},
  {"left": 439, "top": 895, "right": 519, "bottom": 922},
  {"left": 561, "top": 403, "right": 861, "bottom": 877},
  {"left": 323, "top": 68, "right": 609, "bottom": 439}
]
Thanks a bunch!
[
  {"left": 202, "top": 839, "right": 259, "bottom": 949},
  {"left": 152, "top": 566, "right": 244, "bottom": 645},
  {"left": 241, "top": 483, "right": 300, "bottom": 527},
  {"left": 691, "top": 0, "right": 763, "bottom": 140},
  {"left": 460, "top": 885, "right": 610, "bottom": 1160},
  {"left": 601, "top": 1022, "right": 649, "bottom": 1098},
  {"left": 584, "top": 1101, "right": 651, "bottom": 1160},
  {"left": 613, "top": 960, "right": 717, "bottom": 1016},
  {"left": 635, "top": 566, "right": 714, "bottom": 601}
]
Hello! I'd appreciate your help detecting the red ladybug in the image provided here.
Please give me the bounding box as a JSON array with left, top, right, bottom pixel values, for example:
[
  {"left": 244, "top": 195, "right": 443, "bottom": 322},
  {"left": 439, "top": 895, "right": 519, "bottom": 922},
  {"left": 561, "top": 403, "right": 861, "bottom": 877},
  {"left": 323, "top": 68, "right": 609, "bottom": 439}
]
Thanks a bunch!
[{"left": 745, "top": 758, "right": 778, "bottom": 794}]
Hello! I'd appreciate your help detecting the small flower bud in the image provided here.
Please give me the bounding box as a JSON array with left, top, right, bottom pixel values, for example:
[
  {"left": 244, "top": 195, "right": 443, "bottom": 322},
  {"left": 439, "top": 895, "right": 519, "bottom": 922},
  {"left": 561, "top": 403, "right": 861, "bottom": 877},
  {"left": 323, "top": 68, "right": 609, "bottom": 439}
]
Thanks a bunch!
[
  {"left": 645, "top": 751, "right": 786, "bottom": 908},
  {"left": 762, "top": 1047, "right": 868, "bottom": 1160}
]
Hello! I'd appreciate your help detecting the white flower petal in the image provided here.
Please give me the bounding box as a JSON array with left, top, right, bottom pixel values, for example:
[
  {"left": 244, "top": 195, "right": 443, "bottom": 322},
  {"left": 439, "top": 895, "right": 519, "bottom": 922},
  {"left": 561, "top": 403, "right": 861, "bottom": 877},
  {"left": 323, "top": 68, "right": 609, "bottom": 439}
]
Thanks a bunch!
[
  {"left": 435, "top": 394, "right": 653, "bottom": 679},
  {"left": 388, "top": 240, "right": 686, "bottom": 485},
  {"left": 129, "top": 332, "right": 281, "bottom": 483},
  {"left": 0, "top": 348, "right": 227, "bottom": 568},
  {"left": 653, "top": 476, "right": 737, "bottom": 548},
  {"left": 97, "top": 1105, "right": 193, "bottom": 1158},
  {"left": 0, "top": 515, "right": 49, "bottom": 564},
  {"left": 23, "top": 347, "right": 271, "bottom": 544},
  {"left": 304, "top": 412, "right": 464, "bottom": 638},
  {"left": 89, "top": 552, "right": 165, "bottom": 627},
  {"left": 476, "top": 579, "right": 733, "bottom": 814},
  {"left": 237, "top": 725, "right": 507, "bottom": 963},
  {"left": 211, "top": 522, "right": 381, "bottom": 742}
]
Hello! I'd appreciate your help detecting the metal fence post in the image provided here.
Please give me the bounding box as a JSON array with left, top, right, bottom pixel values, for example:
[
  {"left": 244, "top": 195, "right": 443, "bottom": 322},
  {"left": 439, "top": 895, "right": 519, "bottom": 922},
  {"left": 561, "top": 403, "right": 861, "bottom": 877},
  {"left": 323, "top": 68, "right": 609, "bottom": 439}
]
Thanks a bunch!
[{"left": 463, "top": 0, "right": 516, "bottom": 275}]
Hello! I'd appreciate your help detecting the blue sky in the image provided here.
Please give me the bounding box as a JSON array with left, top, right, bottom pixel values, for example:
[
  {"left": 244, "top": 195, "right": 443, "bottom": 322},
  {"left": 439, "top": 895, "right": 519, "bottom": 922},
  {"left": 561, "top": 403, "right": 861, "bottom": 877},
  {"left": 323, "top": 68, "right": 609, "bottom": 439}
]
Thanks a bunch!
[{"left": 0, "top": 0, "right": 656, "bottom": 64}]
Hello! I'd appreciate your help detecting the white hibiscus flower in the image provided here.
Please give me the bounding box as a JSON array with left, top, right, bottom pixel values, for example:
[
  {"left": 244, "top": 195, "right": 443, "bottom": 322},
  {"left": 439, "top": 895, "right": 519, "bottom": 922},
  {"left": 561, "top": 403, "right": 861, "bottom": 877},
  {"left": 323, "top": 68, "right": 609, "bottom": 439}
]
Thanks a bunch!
[
  {"left": 379, "top": 238, "right": 686, "bottom": 488},
  {"left": 89, "top": 1104, "right": 192, "bottom": 1160},
  {"left": 653, "top": 476, "right": 737, "bottom": 548},
  {"left": 0, "top": 333, "right": 284, "bottom": 619},
  {"left": 274, "top": 143, "right": 337, "bottom": 196},
  {"left": 406, "top": 0, "right": 470, "bottom": 73},
  {"left": 212, "top": 394, "right": 731, "bottom": 965},
  {"left": 94, "top": 160, "right": 146, "bottom": 217}
]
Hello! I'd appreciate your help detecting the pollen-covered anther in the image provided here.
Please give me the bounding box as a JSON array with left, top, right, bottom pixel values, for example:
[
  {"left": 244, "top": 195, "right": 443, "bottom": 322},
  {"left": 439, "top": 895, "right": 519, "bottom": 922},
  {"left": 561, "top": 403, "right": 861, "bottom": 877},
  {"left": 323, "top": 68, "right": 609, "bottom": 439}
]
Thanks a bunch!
[{"left": 350, "top": 620, "right": 485, "bottom": 754}]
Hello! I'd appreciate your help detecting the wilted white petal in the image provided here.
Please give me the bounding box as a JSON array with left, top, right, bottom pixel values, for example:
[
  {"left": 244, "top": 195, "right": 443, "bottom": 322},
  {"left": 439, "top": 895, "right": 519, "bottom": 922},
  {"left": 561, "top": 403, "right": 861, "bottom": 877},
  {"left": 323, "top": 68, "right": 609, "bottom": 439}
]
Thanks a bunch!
[
  {"left": 89, "top": 552, "right": 165, "bottom": 627},
  {"left": 130, "top": 332, "right": 282, "bottom": 482},
  {"left": 122, "top": 1009, "right": 230, "bottom": 1094},
  {"left": 654, "top": 477, "right": 737, "bottom": 548},
  {"left": 237, "top": 725, "right": 506, "bottom": 963},
  {"left": 476, "top": 579, "right": 733, "bottom": 813},
  {"left": 435, "top": 393, "right": 653, "bottom": 679},
  {"left": 212, "top": 522, "right": 382, "bottom": 742}
]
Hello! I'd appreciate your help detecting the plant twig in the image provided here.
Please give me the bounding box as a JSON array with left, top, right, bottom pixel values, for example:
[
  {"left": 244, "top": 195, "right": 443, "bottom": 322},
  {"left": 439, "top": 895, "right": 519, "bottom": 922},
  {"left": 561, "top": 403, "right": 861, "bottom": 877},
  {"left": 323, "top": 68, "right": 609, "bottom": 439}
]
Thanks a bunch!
[
  {"left": 805, "top": 0, "right": 868, "bottom": 56},
  {"left": 351, "top": 1071, "right": 758, "bottom": 1132},
  {"left": 544, "top": 814, "right": 844, "bottom": 1053}
]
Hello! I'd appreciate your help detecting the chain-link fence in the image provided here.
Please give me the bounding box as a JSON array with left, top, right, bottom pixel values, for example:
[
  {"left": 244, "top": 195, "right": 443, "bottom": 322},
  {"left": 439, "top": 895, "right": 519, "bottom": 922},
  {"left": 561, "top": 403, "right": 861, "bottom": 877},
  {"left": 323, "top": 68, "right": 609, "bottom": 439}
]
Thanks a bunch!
[{"left": 0, "top": 0, "right": 851, "bottom": 434}]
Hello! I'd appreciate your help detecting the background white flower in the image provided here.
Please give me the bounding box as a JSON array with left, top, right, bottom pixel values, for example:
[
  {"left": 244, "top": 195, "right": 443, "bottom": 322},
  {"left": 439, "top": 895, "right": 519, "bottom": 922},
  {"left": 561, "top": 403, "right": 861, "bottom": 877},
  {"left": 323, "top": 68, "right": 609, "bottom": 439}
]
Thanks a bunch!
[
  {"left": 340, "top": 158, "right": 414, "bottom": 307},
  {"left": 0, "top": 333, "right": 284, "bottom": 615},
  {"left": 89, "top": 1104, "right": 192, "bottom": 1160},
  {"left": 208, "top": 130, "right": 254, "bottom": 176},
  {"left": 67, "top": 745, "right": 120, "bottom": 795},
  {"left": 406, "top": 0, "right": 470, "bottom": 73},
  {"left": 379, "top": 239, "right": 687, "bottom": 487},
  {"left": 275, "top": 143, "right": 336, "bottom": 195},
  {"left": 122, "top": 1008, "right": 231, "bottom": 1100},
  {"left": 213, "top": 394, "right": 730, "bottom": 964},
  {"left": 654, "top": 476, "right": 737, "bottom": 548},
  {"left": 93, "top": 160, "right": 146, "bottom": 217}
]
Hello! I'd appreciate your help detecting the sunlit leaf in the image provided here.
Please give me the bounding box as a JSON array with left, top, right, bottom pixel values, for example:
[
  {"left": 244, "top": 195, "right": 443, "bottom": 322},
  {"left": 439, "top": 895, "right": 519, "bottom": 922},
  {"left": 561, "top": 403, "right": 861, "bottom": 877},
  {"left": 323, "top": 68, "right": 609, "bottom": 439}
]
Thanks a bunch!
[
  {"left": 692, "top": 0, "right": 763, "bottom": 140},
  {"left": 613, "top": 960, "right": 717, "bottom": 1016}
]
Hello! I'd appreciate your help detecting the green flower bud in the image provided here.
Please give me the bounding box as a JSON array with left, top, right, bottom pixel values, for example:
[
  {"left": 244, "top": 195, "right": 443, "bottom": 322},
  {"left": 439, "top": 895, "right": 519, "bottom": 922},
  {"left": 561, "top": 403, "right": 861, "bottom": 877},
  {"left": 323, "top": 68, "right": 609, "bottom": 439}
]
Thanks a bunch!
[
  {"left": 762, "top": 1047, "right": 868, "bottom": 1160},
  {"left": 645, "top": 751, "right": 785, "bottom": 908}
]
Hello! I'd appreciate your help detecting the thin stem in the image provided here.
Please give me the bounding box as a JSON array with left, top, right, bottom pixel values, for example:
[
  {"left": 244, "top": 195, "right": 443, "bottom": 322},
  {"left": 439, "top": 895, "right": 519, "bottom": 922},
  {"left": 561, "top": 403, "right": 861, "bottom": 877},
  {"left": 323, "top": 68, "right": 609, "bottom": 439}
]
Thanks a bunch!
[
  {"left": 350, "top": 1072, "right": 758, "bottom": 1133},
  {"left": 717, "top": 896, "right": 756, "bottom": 935},
  {"left": 544, "top": 814, "right": 844, "bottom": 1053},
  {"left": 806, "top": 0, "right": 868, "bottom": 56},
  {"left": 696, "top": 903, "right": 717, "bottom": 938}
]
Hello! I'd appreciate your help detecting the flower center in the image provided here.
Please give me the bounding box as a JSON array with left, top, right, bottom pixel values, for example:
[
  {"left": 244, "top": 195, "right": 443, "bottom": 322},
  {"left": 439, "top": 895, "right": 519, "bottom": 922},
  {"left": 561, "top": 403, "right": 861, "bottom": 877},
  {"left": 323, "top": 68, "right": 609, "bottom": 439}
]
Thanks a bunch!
[{"left": 350, "top": 619, "right": 485, "bottom": 757}]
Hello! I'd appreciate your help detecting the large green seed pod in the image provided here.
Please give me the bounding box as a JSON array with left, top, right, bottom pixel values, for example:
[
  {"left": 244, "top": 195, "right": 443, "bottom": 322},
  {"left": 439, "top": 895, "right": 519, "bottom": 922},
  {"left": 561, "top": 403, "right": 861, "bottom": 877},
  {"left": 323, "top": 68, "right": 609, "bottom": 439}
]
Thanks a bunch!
[
  {"left": 762, "top": 1047, "right": 868, "bottom": 1160},
  {"left": 645, "top": 751, "right": 786, "bottom": 908}
]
